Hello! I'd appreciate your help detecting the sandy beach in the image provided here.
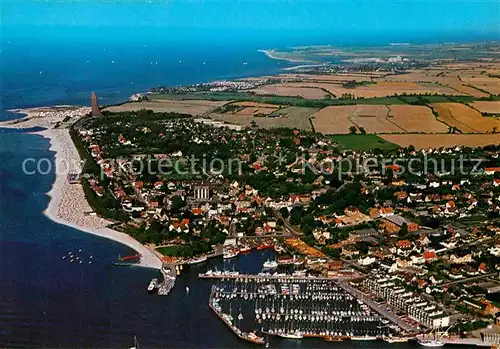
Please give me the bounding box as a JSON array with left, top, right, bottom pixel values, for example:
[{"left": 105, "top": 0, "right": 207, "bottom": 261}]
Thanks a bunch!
[{"left": 1, "top": 108, "right": 163, "bottom": 270}]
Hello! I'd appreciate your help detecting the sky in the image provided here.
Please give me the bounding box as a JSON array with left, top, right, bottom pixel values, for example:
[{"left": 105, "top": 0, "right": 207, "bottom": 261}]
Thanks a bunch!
[{"left": 3, "top": 0, "right": 500, "bottom": 44}]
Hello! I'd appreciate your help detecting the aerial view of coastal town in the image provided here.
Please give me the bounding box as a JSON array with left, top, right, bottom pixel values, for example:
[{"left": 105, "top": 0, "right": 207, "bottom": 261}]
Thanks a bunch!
[{"left": 1, "top": 0, "right": 500, "bottom": 348}]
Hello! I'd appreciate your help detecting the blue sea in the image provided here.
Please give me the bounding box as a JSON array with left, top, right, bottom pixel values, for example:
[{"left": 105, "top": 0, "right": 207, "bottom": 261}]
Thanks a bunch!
[{"left": 0, "top": 37, "right": 448, "bottom": 348}]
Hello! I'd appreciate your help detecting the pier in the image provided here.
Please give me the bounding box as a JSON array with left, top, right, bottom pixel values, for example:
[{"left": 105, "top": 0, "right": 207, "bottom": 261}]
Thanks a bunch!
[
  {"left": 416, "top": 334, "right": 500, "bottom": 347},
  {"left": 199, "top": 272, "right": 348, "bottom": 281},
  {"left": 208, "top": 286, "right": 265, "bottom": 345},
  {"left": 157, "top": 264, "right": 176, "bottom": 295}
]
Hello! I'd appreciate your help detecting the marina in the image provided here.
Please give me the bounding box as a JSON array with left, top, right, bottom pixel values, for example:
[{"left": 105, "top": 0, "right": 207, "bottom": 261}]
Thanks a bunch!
[{"left": 206, "top": 273, "right": 412, "bottom": 344}]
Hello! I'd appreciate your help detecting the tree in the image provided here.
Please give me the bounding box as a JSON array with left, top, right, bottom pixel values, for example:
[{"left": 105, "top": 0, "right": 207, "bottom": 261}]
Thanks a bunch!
[
  {"left": 384, "top": 168, "right": 394, "bottom": 185},
  {"left": 290, "top": 206, "right": 303, "bottom": 226},
  {"left": 357, "top": 243, "right": 369, "bottom": 255},
  {"left": 280, "top": 207, "right": 289, "bottom": 219},
  {"left": 349, "top": 126, "right": 358, "bottom": 134},
  {"left": 359, "top": 127, "right": 366, "bottom": 135},
  {"left": 399, "top": 223, "right": 409, "bottom": 237},
  {"left": 171, "top": 195, "right": 185, "bottom": 213}
]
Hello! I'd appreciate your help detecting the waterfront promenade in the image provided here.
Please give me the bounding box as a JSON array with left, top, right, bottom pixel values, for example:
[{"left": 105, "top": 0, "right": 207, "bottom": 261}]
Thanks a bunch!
[{"left": 338, "top": 281, "right": 420, "bottom": 334}]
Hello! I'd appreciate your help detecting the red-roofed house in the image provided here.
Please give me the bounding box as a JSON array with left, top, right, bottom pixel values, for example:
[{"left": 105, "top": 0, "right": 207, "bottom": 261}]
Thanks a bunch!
[
  {"left": 479, "top": 263, "right": 488, "bottom": 273},
  {"left": 423, "top": 251, "right": 438, "bottom": 262},
  {"left": 485, "top": 167, "right": 500, "bottom": 175},
  {"left": 191, "top": 208, "right": 203, "bottom": 215},
  {"left": 397, "top": 240, "right": 412, "bottom": 249}
]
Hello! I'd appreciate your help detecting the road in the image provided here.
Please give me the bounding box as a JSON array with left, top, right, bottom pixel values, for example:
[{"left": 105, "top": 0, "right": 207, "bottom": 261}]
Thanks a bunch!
[
  {"left": 341, "top": 258, "right": 368, "bottom": 275},
  {"left": 278, "top": 214, "right": 302, "bottom": 237},
  {"left": 435, "top": 236, "right": 493, "bottom": 255},
  {"left": 440, "top": 272, "right": 497, "bottom": 288}
]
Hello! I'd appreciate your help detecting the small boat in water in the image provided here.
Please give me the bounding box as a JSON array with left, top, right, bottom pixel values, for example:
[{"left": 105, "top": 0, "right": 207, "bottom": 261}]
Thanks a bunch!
[
  {"left": 324, "top": 336, "right": 343, "bottom": 342},
  {"left": 417, "top": 339, "right": 444, "bottom": 347},
  {"left": 418, "top": 329, "right": 445, "bottom": 347},
  {"left": 239, "top": 245, "right": 252, "bottom": 253},
  {"left": 147, "top": 278, "right": 159, "bottom": 293},
  {"left": 279, "top": 331, "right": 303, "bottom": 339},
  {"left": 129, "top": 336, "right": 140, "bottom": 349},
  {"left": 257, "top": 242, "right": 274, "bottom": 250},
  {"left": 186, "top": 255, "right": 208, "bottom": 264},
  {"left": 384, "top": 336, "right": 408, "bottom": 343},
  {"left": 351, "top": 335, "right": 377, "bottom": 341},
  {"left": 223, "top": 248, "right": 239, "bottom": 259},
  {"left": 263, "top": 259, "right": 278, "bottom": 269}
]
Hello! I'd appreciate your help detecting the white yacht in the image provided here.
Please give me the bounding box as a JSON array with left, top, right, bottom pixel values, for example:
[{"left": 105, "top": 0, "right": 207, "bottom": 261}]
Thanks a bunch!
[{"left": 263, "top": 259, "right": 278, "bottom": 269}]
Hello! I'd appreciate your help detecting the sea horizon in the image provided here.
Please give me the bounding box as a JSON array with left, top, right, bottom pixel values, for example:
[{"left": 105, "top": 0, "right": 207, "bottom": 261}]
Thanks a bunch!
[{"left": 2, "top": 33, "right": 500, "bottom": 119}]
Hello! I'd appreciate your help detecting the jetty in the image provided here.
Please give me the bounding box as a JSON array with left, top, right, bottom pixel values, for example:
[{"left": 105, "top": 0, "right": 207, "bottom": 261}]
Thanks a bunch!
[
  {"left": 208, "top": 286, "right": 265, "bottom": 345},
  {"left": 157, "top": 264, "right": 176, "bottom": 296},
  {"left": 415, "top": 333, "right": 500, "bottom": 347},
  {"left": 199, "top": 271, "right": 348, "bottom": 281}
]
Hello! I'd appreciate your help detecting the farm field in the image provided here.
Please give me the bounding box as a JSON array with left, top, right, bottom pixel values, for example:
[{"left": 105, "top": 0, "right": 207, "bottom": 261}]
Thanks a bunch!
[
  {"left": 311, "top": 105, "right": 357, "bottom": 134},
  {"left": 318, "top": 81, "right": 460, "bottom": 98},
  {"left": 461, "top": 76, "right": 500, "bottom": 95},
  {"left": 103, "top": 99, "right": 227, "bottom": 116},
  {"left": 330, "top": 134, "right": 399, "bottom": 150},
  {"left": 232, "top": 101, "right": 281, "bottom": 108},
  {"left": 470, "top": 101, "right": 500, "bottom": 114},
  {"left": 250, "top": 80, "right": 462, "bottom": 99},
  {"left": 381, "top": 134, "right": 500, "bottom": 149},
  {"left": 210, "top": 106, "right": 317, "bottom": 131},
  {"left": 311, "top": 104, "right": 448, "bottom": 134},
  {"left": 387, "top": 105, "right": 449, "bottom": 133},
  {"left": 381, "top": 72, "right": 489, "bottom": 97},
  {"left": 231, "top": 101, "right": 281, "bottom": 116},
  {"left": 250, "top": 84, "right": 330, "bottom": 99},
  {"left": 430, "top": 103, "right": 500, "bottom": 133},
  {"left": 349, "top": 105, "right": 403, "bottom": 133}
]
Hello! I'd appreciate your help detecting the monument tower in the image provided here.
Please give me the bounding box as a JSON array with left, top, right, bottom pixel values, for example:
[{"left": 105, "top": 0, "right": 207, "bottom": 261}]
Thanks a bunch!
[{"left": 91, "top": 92, "right": 103, "bottom": 117}]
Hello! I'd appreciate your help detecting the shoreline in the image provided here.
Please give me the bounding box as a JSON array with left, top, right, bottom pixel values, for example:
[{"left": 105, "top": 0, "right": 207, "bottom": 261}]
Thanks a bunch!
[
  {"left": 258, "top": 49, "right": 317, "bottom": 63},
  {"left": 2, "top": 109, "right": 163, "bottom": 270},
  {"left": 41, "top": 127, "right": 163, "bottom": 270}
]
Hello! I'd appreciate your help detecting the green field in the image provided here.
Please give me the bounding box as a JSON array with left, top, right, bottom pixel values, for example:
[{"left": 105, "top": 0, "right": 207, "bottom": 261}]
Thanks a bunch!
[
  {"left": 151, "top": 92, "right": 407, "bottom": 108},
  {"left": 156, "top": 245, "right": 189, "bottom": 256},
  {"left": 330, "top": 134, "right": 399, "bottom": 150},
  {"left": 151, "top": 91, "right": 499, "bottom": 110}
]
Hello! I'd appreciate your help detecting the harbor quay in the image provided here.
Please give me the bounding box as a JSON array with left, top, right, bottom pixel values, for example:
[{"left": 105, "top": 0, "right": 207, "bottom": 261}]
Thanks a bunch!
[
  {"left": 198, "top": 272, "right": 351, "bottom": 282},
  {"left": 338, "top": 280, "right": 420, "bottom": 334}
]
